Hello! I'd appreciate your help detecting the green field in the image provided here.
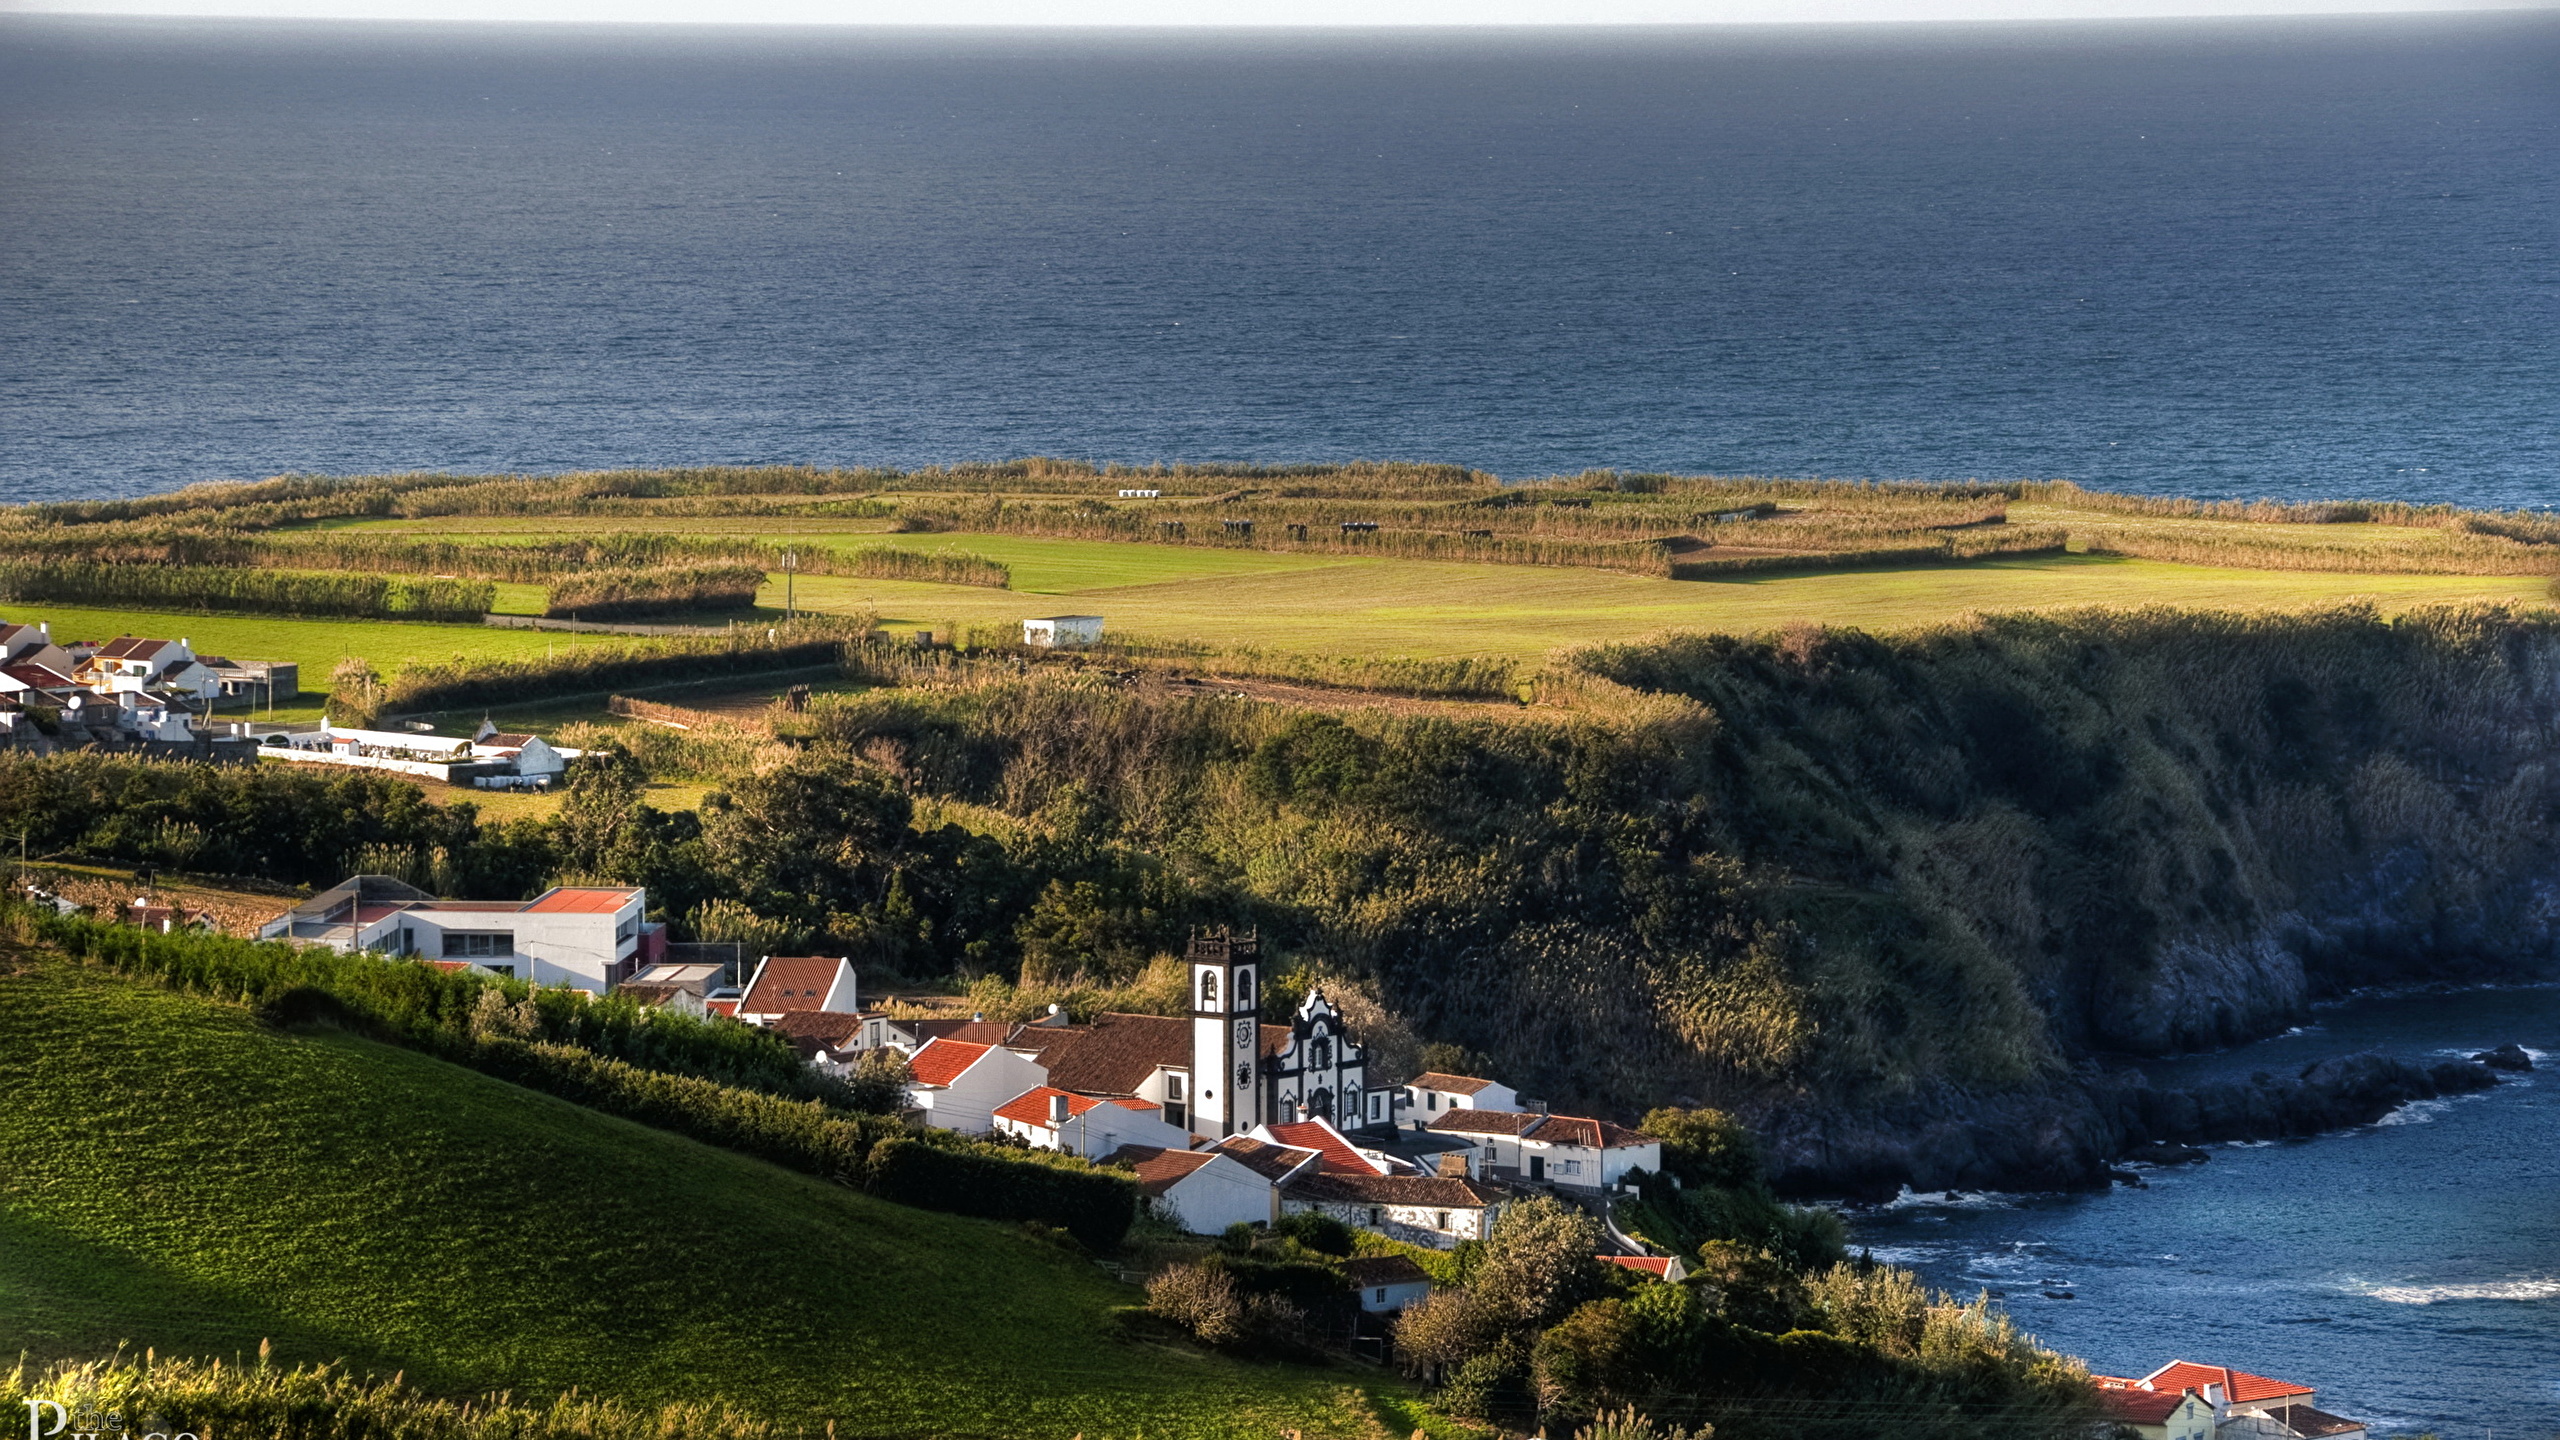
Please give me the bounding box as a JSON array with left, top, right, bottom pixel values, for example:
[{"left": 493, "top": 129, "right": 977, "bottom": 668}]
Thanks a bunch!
[
  {"left": 0, "top": 958, "right": 1384, "bottom": 1439},
  {"left": 765, "top": 542, "right": 2548, "bottom": 661}
]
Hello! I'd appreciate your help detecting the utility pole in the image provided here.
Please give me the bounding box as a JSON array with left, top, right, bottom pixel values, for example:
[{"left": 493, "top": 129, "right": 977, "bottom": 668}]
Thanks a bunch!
[{"left": 784, "top": 550, "right": 797, "bottom": 624}]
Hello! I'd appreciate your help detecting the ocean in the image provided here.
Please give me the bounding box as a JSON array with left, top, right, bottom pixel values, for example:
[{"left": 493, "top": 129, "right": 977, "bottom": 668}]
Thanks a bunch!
[
  {"left": 1854, "top": 987, "right": 2560, "bottom": 1436},
  {"left": 1, "top": 13, "right": 2555, "bottom": 505}
]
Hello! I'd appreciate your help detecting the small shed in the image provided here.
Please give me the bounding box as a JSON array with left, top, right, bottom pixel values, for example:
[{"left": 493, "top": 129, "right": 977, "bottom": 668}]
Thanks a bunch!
[
  {"left": 1341, "top": 1255, "right": 1436, "bottom": 1313},
  {"left": 1022, "top": 615, "right": 1105, "bottom": 648}
]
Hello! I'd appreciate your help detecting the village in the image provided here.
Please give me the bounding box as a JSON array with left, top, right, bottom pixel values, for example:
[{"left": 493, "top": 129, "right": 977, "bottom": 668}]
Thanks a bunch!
[{"left": 196, "top": 864, "right": 2373, "bottom": 1440}]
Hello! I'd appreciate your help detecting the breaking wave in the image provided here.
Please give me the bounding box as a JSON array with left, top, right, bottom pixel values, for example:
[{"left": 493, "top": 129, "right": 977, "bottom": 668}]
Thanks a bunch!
[{"left": 2359, "top": 1278, "right": 2560, "bottom": 1305}]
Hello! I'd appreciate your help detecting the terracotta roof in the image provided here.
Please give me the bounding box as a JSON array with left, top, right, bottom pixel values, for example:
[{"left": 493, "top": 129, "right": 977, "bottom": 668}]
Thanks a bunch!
[
  {"left": 1341, "top": 1255, "right": 1433, "bottom": 1289},
  {"left": 1428, "top": 1109, "right": 1544, "bottom": 1138},
  {"left": 1604, "top": 1255, "right": 1676, "bottom": 1278},
  {"left": 992, "top": 1085, "right": 1155, "bottom": 1129},
  {"left": 906, "top": 1038, "right": 992, "bottom": 1088},
  {"left": 2141, "top": 1363, "right": 2313, "bottom": 1405},
  {"left": 705, "top": 998, "right": 740, "bottom": 1018},
  {"left": 1211, "top": 1135, "right": 1321, "bottom": 1183},
  {"left": 1263, "top": 1119, "right": 1385, "bottom": 1175},
  {"left": 1407, "top": 1072, "right": 1499, "bottom": 1094},
  {"left": 2098, "top": 1390, "right": 2195, "bottom": 1425},
  {"left": 1529, "top": 1115, "right": 1655, "bottom": 1149},
  {"left": 427, "top": 960, "right": 475, "bottom": 973},
  {"left": 1104, "top": 1144, "right": 1222, "bottom": 1196},
  {"left": 908, "top": 1018, "right": 1024, "bottom": 1048},
  {"left": 1258, "top": 1022, "right": 1293, "bottom": 1060},
  {"left": 742, "top": 956, "right": 851, "bottom": 1014},
  {"left": 95, "top": 637, "right": 178, "bottom": 661},
  {"left": 522, "top": 887, "right": 641, "bottom": 914},
  {"left": 1283, "top": 1172, "right": 1507, "bottom": 1208},
  {"left": 769, "top": 1009, "right": 866, "bottom": 1050},
  {"left": 1040, "top": 1012, "right": 1191, "bottom": 1095}
]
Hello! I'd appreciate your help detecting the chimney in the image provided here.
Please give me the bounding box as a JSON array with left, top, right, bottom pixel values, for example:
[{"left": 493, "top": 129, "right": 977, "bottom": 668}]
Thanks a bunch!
[
  {"left": 1437, "top": 1152, "right": 1470, "bottom": 1178},
  {"left": 1048, "top": 1093, "right": 1071, "bottom": 1127}
]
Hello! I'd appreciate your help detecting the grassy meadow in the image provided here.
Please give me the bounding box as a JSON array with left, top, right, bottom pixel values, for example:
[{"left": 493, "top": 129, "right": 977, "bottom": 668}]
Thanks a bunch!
[{"left": 0, "top": 957, "right": 1388, "bottom": 1439}]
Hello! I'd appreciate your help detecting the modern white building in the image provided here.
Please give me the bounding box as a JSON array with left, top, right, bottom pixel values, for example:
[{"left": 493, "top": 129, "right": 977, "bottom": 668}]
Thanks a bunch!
[
  {"left": 1020, "top": 615, "right": 1105, "bottom": 648},
  {"left": 263, "top": 721, "right": 578, "bottom": 785},
  {"left": 259, "top": 876, "right": 661, "bottom": 992},
  {"left": 79, "top": 636, "right": 221, "bottom": 701}
]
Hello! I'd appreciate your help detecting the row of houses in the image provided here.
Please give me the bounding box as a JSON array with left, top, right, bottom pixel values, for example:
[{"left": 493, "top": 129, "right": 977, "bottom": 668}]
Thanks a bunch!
[
  {"left": 0, "top": 624, "right": 296, "bottom": 709},
  {"left": 260, "top": 716, "right": 575, "bottom": 786},
  {"left": 2097, "top": 1362, "right": 2367, "bottom": 1440}
]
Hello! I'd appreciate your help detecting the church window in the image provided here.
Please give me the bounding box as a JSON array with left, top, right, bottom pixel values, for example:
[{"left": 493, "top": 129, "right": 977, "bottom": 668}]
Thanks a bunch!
[
  {"left": 1199, "top": 971, "right": 1218, "bottom": 1006},
  {"left": 1312, "top": 1037, "right": 1331, "bottom": 1069}
]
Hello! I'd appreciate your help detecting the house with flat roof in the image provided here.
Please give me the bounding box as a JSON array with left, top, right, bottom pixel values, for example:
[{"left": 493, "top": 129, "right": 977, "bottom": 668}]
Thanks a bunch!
[
  {"left": 258, "top": 876, "right": 660, "bottom": 992},
  {"left": 1021, "top": 615, "right": 1104, "bottom": 648}
]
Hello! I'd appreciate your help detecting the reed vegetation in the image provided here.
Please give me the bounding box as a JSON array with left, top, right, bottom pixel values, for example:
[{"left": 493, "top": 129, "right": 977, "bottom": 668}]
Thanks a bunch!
[
  {"left": 544, "top": 565, "right": 766, "bottom": 620},
  {"left": 0, "top": 561, "right": 492, "bottom": 622}
]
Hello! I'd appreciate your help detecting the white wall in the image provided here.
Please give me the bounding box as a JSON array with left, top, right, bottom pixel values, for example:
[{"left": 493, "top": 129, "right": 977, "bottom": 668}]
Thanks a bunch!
[
  {"left": 911, "top": 1046, "right": 1049, "bottom": 1135},
  {"left": 1155, "top": 1154, "right": 1279, "bottom": 1235}
]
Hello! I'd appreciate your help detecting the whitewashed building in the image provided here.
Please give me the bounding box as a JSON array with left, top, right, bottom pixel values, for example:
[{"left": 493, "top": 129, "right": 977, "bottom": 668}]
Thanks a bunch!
[
  {"left": 992, "top": 1086, "right": 1190, "bottom": 1159},
  {"left": 904, "top": 1037, "right": 1049, "bottom": 1135},
  {"left": 259, "top": 876, "right": 661, "bottom": 992},
  {"left": 1020, "top": 615, "right": 1105, "bottom": 648},
  {"left": 1425, "top": 1109, "right": 1661, "bottom": 1191},
  {"left": 1279, "top": 1171, "right": 1509, "bottom": 1250}
]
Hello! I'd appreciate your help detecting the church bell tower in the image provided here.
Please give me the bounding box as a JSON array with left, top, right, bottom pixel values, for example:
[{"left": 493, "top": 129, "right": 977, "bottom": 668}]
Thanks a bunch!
[{"left": 1188, "top": 928, "right": 1262, "bottom": 1139}]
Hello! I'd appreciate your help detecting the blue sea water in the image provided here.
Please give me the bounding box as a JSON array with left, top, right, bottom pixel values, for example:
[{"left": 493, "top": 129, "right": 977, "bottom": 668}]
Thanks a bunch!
[
  {"left": 1, "top": 13, "right": 2555, "bottom": 506},
  {"left": 1854, "top": 988, "right": 2560, "bottom": 1437}
]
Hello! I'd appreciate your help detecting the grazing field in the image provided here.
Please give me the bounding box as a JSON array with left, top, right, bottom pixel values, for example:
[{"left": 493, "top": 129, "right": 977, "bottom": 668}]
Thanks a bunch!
[
  {"left": 774, "top": 548, "right": 2550, "bottom": 660},
  {"left": 0, "top": 958, "right": 1387, "bottom": 1439}
]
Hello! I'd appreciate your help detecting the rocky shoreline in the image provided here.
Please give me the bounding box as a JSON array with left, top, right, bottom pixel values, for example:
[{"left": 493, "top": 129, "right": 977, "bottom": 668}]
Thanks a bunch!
[{"left": 1757, "top": 1045, "right": 2525, "bottom": 1201}]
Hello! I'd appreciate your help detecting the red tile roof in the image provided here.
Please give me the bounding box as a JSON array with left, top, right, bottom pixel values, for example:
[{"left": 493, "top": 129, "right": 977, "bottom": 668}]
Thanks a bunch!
[
  {"left": 1282, "top": 1171, "right": 1507, "bottom": 1208},
  {"left": 768, "top": 1009, "right": 866, "bottom": 1052},
  {"left": 1211, "top": 1136, "right": 1321, "bottom": 1183},
  {"left": 2098, "top": 1390, "right": 2195, "bottom": 1425},
  {"left": 523, "top": 887, "right": 642, "bottom": 914},
  {"left": 705, "top": 998, "right": 740, "bottom": 1018},
  {"left": 1038, "top": 1012, "right": 1191, "bottom": 1095},
  {"left": 906, "top": 1038, "right": 992, "bottom": 1088},
  {"left": 908, "top": 1018, "right": 1025, "bottom": 1049},
  {"left": 1530, "top": 1115, "right": 1656, "bottom": 1149},
  {"left": 741, "top": 956, "right": 852, "bottom": 1015},
  {"left": 992, "top": 1086, "right": 1155, "bottom": 1129},
  {"left": 1262, "top": 1119, "right": 1385, "bottom": 1175},
  {"left": 1, "top": 664, "right": 76, "bottom": 690},
  {"left": 1103, "top": 1144, "right": 1221, "bottom": 1197},
  {"left": 1341, "top": 1255, "right": 1433, "bottom": 1290},
  {"left": 1407, "top": 1072, "right": 1499, "bottom": 1094},
  {"left": 1428, "top": 1109, "right": 1544, "bottom": 1138},
  {"left": 1604, "top": 1255, "right": 1675, "bottom": 1278},
  {"left": 95, "top": 637, "right": 179, "bottom": 662},
  {"left": 2141, "top": 1363, "right": 2313, "bottom": 1405}
]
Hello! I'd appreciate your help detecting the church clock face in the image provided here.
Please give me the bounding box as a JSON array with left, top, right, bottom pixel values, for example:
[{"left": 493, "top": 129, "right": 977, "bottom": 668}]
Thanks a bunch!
[{"left": 1234, "top": 1019, "right": 1254, "bottom": 1049}]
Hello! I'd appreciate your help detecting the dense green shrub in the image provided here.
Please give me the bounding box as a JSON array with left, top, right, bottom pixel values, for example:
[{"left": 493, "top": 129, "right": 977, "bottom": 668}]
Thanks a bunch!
[
  {"left": 0, "top": 560, "right": 491, "bottom": 620},
  {"left": 867, "top": 1135, "right": 1138, "bottom": 1250},
  {"left": 380, "top": 625, "right": 863, "bottom": 714},
  {"left": 545, "top": 564, "right": 766, "bottom": 619}
]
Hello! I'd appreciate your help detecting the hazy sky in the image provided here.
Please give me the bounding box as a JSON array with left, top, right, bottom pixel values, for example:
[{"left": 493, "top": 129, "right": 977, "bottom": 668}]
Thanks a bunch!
[{"left": 5, "top": 0, "right": 2552, "bottom": 25}]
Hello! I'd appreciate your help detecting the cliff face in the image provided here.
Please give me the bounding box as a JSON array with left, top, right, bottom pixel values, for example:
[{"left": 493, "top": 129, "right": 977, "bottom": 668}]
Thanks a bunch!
[{"left": 1582, "top": 604, "right": 2560, "bottom": 1190}]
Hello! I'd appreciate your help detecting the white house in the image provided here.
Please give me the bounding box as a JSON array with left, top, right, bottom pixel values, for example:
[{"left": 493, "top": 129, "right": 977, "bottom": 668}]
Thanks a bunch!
[
  {"left": 1279, "top": 1171, "right": 1509, "bottom": 1250},
  {"left": 1342, "top": 1255, "right": 1437, "bottom": 1314},
  {"left": 1248, "top": 1118, "right": 1403, "bottom": 1176},
  {"left": 904, "top": 1037, "right": 1050, "bottom": 1135},
  {"left": 1021, "top": 615, "right": 1104, "bottom": 648},
  {"left": 0, "top": 622, "right": 76, "bottom": 676},
  {"left": 265, "top": 721, "right": 582, "bottom": 785},
  {"left": 735, "top": 955, "right": 859, "bottom": 1025},
  {"left": 992, "top": 1086, "right": 1190, "bottom": 1159},
  {"left": 1403, "top": 1072, "right": 1524, "bottom": 1125},
  {"left": 1425, "top": 1110, "right": 1660, "bottom": 1191},
  {"left": 79, "top": 637, "right": 219, "bottom": 700},
  {"left": 259, "top": 876, "right": 661, "bottom": 992},
  {"left": 1109, "top": 1146, "right": 1276, "bottom": 1233},
  {"left": 2111, "top": 1363, "right": 2365, "bottom": 1440},
  {"left": 2094, "top": 1387, "right": 2219, "bottom": 1440}
]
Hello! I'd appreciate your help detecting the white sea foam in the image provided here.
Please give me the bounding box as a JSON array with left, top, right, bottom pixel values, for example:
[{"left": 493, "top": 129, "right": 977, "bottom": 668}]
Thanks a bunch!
[
  {"left": 2359, "top": 1278, "right": 2560, "bottom": 1305},
  {"left": 2375, "top": 1099, "right": 2448, "bottom": 1126},
  {"left": 1879, "top": 1186, "right": 2021, "bottom": 1211}
]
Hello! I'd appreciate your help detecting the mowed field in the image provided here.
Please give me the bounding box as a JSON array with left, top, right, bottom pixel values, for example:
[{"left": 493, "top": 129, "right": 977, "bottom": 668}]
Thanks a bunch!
[{"left": 763, "top": 537, "right": 2549, "bottom": 660}]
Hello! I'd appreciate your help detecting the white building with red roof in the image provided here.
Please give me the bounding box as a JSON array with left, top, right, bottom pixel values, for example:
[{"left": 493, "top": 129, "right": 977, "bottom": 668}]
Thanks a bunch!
[
  {"left": 258, "top": 875, "right": 660, "bottom": 992},
  {"left": 1102, "top": 1143, "right": 1286, "bottom": 1234},
  {"left": 1426, "top": 1108, "right": 1661, "bottom": 1191},
  {"left": 1247, "top": 1118, "right": 1406, "bottom": 1176},
  {"left": 734, "top": 955, "right": 859, "bottom": 1026},
  {"left": 1602, "top": 1254, "right": 1688, "bottom": 1284},
  {"left": 1401, "top": 1072, "right": 1523, "bottom": 1123},
  {"left": 992, "top": 1085, "right": 1188, "bottom": 1159},
  {"left": 903, "top": 1037, "right": 1048, "bottom": 1135},
  {"left": 2098, "top": 1362, "right": 2365, "bottom": 1440}
]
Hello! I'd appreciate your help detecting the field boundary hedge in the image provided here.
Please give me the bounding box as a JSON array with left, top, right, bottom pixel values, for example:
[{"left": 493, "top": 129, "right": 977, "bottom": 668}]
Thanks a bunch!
[
  {"left": 0, "top": 560, "right": 492, "bottom": 621},
  {"left": 11, "top": 905, "right": 1139, "bottom": 1248}
]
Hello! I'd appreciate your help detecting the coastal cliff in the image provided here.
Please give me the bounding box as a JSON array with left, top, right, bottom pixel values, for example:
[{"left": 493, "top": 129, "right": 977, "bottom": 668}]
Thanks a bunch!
[{"left": 1578, "top": 603, "right": 2560, "bottom": 1191}]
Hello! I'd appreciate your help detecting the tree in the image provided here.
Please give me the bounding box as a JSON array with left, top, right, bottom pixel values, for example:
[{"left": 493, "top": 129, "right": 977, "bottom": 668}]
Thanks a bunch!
[
  {"left": 1473, "top": 1196, "right": 1606, "bottom": 1331},
  {"left": 1639, "top": 1106, "right": 1762, "bottom": 1191},
  {"left": 328, "top": 656, "right": 382, "bottom": 727},
  {"left": 842, "top": 1046, "right": 910, "bottom": 1116}
]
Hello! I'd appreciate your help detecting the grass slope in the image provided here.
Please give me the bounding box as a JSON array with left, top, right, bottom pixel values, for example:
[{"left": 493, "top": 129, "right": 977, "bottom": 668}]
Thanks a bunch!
[{"left": 0, "top": 958, "right": 1383, "bottom": 1439}]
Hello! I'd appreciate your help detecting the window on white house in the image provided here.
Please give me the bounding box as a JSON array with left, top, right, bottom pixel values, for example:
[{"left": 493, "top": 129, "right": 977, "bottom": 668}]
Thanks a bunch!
[
  {"left": 486, "top": 964, "right": 515, "bottom": 979},
  {"left": 443, "top": 931, "right": 513, "bottom": 958},
  {"left": 1427, "top": 1092, "right": 1439, "bottom": 1111},
  {"left": 1434, "top": 1210, "right": 1451, "bottom": 1229},
  {"left": 1374, "top": 1288, "right": 1387, "bottom": 1302},
  {"left": 1558, "top": 1159, "right": 1582, "bottom": 1176},
  {"left": 1368, "top": 1207, "right": 1383, "bottom": 1226}
]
